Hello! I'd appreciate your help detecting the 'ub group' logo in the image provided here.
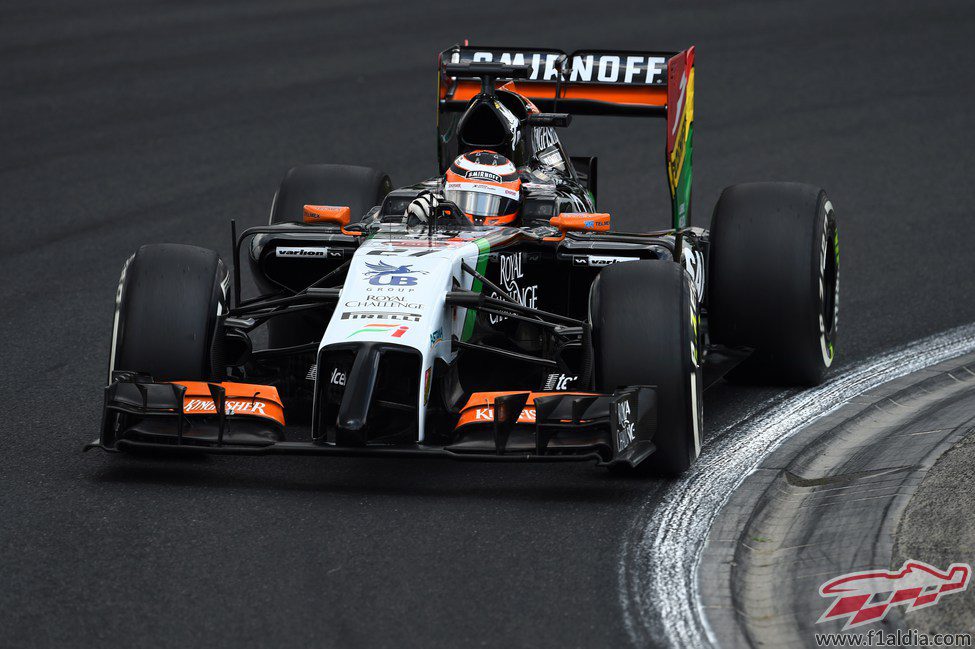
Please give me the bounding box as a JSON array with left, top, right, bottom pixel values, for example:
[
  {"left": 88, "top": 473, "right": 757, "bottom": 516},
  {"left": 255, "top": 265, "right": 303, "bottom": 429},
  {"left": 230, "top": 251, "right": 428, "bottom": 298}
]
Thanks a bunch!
[{"left": 364, "top": 261, "right": 427, "bottom": 286}]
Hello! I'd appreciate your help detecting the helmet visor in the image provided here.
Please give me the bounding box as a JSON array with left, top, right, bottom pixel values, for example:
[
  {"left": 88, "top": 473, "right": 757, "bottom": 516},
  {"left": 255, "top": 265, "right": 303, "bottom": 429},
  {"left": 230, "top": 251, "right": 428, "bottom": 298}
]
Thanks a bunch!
[{"left": 444, "top": 182, "right": 520, "bottom": 219}]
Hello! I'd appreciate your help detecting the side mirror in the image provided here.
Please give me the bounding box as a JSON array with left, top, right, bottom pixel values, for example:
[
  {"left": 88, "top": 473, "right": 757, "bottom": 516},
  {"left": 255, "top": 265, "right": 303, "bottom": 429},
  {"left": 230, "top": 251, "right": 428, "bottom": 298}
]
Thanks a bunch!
[
  {"left": 525, "top": 113, "right": 572, "bottom": 128},
  {"left": 549, "top": 212, "right": 610, "bottom": 233},
  {"left": 303, "top": 205, "right": 351, "bottom": 225}
]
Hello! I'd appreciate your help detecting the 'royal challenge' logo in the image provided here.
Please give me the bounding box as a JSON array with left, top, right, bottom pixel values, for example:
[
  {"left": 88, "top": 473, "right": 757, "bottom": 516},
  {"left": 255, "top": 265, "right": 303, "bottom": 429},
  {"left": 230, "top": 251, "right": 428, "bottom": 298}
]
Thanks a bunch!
[
  {"left": 489, "top": 253, "right": 537, "bottom": 325},
  {"left": 817, "top": 560, "right": 971, "bottom": 629},
  {"left": 363, "top": 261, "right": 426, "bottom": 287}
]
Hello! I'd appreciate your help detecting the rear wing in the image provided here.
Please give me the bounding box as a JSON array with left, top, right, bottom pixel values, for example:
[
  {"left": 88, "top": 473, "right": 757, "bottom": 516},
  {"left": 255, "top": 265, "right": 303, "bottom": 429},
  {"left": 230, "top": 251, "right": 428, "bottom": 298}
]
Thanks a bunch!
[{"left": 438, "top": 45, "right": 695, "bottom": 228}]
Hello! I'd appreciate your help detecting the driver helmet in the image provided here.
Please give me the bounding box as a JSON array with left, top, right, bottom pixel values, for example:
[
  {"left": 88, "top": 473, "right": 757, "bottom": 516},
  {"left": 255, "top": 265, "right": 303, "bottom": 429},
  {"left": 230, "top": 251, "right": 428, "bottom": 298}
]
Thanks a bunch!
[{"left": 444, "top": 150, "right": 521, "bottom": 225}]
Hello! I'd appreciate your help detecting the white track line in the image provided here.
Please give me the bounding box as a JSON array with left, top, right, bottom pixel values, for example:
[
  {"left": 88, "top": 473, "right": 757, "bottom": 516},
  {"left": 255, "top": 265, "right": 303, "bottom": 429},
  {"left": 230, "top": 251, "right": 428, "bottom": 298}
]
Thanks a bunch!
[{"left": 619, "top": 323, "right": 975, "bottom": 648}]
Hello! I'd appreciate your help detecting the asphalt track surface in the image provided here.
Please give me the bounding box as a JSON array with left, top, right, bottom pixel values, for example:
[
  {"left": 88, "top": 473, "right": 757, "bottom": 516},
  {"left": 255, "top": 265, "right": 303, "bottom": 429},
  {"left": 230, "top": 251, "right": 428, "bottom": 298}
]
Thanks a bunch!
[
  {"left": 697, "top": 343, "right": 975, "bottom": 647},
  {"left": 2, "top": 1, "right": 974, "bottom": 647}
]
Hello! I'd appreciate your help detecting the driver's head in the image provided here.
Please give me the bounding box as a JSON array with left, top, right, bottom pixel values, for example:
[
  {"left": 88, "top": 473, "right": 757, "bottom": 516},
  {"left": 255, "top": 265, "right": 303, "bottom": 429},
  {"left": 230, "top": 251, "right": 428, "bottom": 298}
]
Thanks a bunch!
[{"left": 444, "top": 150, "right": 521, "bottom": 225}]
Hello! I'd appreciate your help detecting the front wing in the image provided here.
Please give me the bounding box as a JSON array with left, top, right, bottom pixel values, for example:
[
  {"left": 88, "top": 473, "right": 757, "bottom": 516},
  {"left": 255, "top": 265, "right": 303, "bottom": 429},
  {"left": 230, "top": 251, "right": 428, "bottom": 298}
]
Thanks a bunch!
[{"left": 87, "top": 378, "right": 658, "bottom": 468}]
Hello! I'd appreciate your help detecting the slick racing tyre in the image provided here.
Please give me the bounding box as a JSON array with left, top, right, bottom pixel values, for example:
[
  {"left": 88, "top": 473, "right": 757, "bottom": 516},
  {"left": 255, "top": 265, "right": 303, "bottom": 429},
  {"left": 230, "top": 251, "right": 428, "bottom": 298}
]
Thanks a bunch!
[
  {"left": 269, "top": 164, "right": 392, "bottom": 225},
  {"left": 590, "top": 260, "right": 703, "bottom": 476},
  {"left": 109, "top": 244, "right": 229, "bottom": 382},
  {"left": 708, "top": 182, "right": 839, "bottom": 386},
  {"left": 267, "top": 164, "right": 392, "bottom": 349}
]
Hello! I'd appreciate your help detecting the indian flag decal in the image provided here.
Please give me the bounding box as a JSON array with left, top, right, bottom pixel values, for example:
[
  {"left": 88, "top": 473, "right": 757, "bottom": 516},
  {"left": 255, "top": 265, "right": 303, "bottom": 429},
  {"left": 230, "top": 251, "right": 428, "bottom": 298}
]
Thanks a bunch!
[
  {"left": 461, "top": 238, "right": 491, "bottom": 341},
  {"left": 346, "top": 323, "right": 410, "bottom": 339},
  {"left": 666, "top": 47, "right": 695, "bottom": 230}
]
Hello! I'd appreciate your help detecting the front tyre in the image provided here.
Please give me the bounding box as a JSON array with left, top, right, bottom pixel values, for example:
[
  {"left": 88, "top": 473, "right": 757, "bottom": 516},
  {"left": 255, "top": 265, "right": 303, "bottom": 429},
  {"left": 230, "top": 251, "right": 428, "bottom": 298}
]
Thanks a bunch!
[
  {"left": 708, "top": 182, "right": 839, "bottom": 386},
  {"left": 109, "top": 244, "right": 228, "bottom": 383},
  {"left": 590, "top": 261, "right": 703, "bottom": 476}
]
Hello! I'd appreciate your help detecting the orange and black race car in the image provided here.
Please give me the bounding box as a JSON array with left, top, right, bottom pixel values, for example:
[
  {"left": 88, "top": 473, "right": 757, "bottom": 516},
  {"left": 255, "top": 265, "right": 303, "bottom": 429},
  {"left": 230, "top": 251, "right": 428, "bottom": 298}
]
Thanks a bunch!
[{"left": 88, "top": 45, "right": 839, "bottom": 476}]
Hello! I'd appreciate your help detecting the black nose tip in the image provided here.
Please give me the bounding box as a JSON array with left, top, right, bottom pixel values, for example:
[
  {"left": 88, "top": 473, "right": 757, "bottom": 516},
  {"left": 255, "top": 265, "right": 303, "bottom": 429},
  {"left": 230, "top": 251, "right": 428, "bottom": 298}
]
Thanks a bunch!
[{"left": 332, "top": 344, "right": 384, "bottom": 446}]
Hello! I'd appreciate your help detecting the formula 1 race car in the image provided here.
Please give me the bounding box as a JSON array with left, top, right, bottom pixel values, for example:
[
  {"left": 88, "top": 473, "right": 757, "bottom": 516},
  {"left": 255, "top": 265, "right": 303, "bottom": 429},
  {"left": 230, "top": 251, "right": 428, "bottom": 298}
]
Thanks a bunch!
[{"left": 89, "top": 44, "right": 840, "bottom": 475}]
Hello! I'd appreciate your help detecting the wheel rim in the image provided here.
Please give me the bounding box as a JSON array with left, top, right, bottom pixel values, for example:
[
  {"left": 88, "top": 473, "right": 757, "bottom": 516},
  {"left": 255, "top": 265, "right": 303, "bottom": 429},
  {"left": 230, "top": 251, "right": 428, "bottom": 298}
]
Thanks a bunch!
[{"left": 818, "top": 203, "right": 839, "bottom": 367}]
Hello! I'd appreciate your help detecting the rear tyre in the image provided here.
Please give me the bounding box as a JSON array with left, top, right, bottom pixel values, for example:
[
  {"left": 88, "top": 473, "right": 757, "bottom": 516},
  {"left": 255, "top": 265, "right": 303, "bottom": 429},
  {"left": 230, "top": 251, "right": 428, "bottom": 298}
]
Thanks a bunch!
[
  {"left": 110, "top": 244, "right": 228, "bottom": 382},
  {"left": 590, "top": 261, "right": 703, "bottom": 477},
  {"left": 269, "top": 164, "right": 392, "bottom": 225},
  {"left": 708, "top": 182, "right": 839, "bottom": 386},
  {"left": 267, "top": 164, "right": 392, "bottom": 349}
]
